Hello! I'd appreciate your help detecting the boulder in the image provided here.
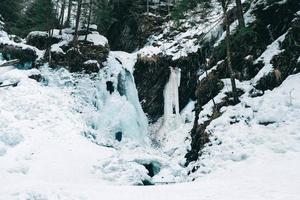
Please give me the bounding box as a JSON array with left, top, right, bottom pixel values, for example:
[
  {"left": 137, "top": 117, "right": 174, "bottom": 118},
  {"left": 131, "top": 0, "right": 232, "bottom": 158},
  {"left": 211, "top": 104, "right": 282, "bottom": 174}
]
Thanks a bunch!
[{"left": 26, "top": 31, "right": 61, "bottom": 50}]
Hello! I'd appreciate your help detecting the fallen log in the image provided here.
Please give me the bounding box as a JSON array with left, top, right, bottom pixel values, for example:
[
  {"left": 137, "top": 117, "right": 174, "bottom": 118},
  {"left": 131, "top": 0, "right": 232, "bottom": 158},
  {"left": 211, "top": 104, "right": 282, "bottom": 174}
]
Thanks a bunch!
[
  {"left": 0, "top": 59, "right": 20, "bottom": 67},
  {"left": 0, "top": 82, "right": 19, "bottom": 88}
]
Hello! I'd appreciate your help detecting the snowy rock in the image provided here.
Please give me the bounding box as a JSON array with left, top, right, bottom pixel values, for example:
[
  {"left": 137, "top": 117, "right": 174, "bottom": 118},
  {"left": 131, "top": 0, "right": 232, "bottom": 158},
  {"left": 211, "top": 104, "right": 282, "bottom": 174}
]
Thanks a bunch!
[
  {"left": 78, "top": 32, "right": 108, "bottom": 46},
  {"left": 26, "top": 31, "right": 61, "bottom": 50}
]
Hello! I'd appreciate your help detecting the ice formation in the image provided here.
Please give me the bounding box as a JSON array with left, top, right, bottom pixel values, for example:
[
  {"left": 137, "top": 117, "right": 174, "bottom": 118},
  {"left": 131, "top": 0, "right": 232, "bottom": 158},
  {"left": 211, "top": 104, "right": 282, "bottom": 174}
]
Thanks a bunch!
[
  {"left": 163, "top": 67, "right": 181, "bottom": 128},
  {"left": 93, "top": 53, "right": 149, "bottom": 145}
]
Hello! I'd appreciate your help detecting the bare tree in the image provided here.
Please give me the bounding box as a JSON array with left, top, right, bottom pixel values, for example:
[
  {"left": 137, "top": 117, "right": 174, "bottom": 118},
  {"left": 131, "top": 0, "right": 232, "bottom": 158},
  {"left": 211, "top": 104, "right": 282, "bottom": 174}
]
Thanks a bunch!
[{"left": 221, "top": 0, "right": 239, "bottom": 103}]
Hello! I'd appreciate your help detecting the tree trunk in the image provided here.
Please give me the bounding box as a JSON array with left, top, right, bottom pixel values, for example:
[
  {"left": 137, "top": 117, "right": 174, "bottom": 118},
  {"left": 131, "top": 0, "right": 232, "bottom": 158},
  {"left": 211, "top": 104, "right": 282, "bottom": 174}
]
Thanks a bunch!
[
  {"left": 147, "top": 0, "right": 149, "bottom": 14},
  {"left": 223, "top": 0, "right": 239, "bottom": 103},
  {"left": 65, "top": 0, "right": 72, "bottom": 27},
  {"left": 235, "top": 0, "right": 245, "bottom": 28},
  {"left": 73, "top": 0, "right": 82, "bottom": 45},
  {"left": 85, "top": 0, "right": 92, "bottom": 41},
  {"left": 59, "top": 0, "right": 66, "bottom": 34}
]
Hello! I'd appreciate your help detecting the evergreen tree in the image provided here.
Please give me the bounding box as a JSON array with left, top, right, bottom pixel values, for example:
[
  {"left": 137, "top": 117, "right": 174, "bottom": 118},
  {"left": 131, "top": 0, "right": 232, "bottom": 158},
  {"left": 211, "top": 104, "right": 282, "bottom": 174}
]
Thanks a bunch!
[
  {"left": 94, "top": 0, "right": 114, "bottom": 35},
  {"left": 0, "top": 0, "right": 23, "bottom": 33},
  {"left": 171, "top": 0, "right": 211, "bottom": 21},
  {"left": 21, "top": 0, "right": 58, "bottom": 36}
]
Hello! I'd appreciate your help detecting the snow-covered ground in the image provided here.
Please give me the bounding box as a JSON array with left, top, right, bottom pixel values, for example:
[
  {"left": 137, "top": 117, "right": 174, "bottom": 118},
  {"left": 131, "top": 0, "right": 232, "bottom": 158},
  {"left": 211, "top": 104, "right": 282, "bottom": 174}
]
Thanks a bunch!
[{"left": 1, "top": 55, "right": 300, "bottom": 199}]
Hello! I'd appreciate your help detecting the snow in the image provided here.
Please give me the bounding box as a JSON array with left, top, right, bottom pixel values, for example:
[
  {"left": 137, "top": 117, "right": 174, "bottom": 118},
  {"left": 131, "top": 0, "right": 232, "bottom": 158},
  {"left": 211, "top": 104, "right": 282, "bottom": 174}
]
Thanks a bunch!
[
  {"left": 50, "top": 40, "right": 68, "bottom": 54},
  {"left": 188, "top": 73, "right": 300, "bottom": 182},
  {"left": 253, "top": 32, "right": 287, "bottom": 83},
  {"left": 0, "top": 30, "right": 44, "bottom": 60},
  {"left": 26, "top": 31, "right": 49, "bottom": 38},
  {"left": 109, "top": 51, "right": 137, "bottom": 73},
  {"left": 0, "top": 54, "right": 299, "bottom": 200},
  {"left": 1, "top": 152, "right": 300, "bottom": 199},
  {"left": 89, "top": 24, "right": 98, "bottom": 30},
  {"left": 78, "top": 32, "right": 108, "bottom": 46},
  {"left": 137, "top": 0, "right": 224, "bottom": 60},
  {"left": 0, "top": 65, "right": 116, "bottom": 192}
]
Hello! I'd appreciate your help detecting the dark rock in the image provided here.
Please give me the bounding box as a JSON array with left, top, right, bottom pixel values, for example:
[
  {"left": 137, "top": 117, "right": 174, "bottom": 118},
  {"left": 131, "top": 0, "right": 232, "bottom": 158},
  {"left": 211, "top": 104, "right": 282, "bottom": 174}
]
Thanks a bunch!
[
  {"left": 0, "top": 44, "right": 37, "bottom": 67},
  {"left": 134, "top": 53, "right": 200, "bottom": 122},
  {"left": 106, "top": 81, "right": 114, "bottom": 94},
  {"left": 141, "top": 179, "right": 154, "bottom": 186},
  {"left": 82, "top": 61, "right": 100, "bottom": 73},
  {"left": 48, "top": 42, "right": 109, "bottom": 73},
  {"left": 107, "top": 2, "right": 165, "bottom": 52},
  {"left": 26, "top": 32, "right": 61, "bottom": 50},
  {"left": 115, "top": 132, "right": 122, "bottom": 142},
  {"left": 28, "top": 74, "right": 43, "bottom": 82}
]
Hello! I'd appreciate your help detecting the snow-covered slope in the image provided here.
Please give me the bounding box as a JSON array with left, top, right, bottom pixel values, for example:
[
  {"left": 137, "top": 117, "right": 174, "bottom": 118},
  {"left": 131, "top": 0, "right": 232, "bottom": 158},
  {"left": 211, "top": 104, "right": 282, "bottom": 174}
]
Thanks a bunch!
[{"left": 0, "top": 66, "right": 300, "bottom": 198}]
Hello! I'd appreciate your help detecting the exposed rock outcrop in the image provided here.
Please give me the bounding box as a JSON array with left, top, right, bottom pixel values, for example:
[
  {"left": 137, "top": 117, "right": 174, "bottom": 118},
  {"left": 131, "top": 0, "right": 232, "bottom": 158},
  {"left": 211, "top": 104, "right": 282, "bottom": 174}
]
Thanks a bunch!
[
  {"left": 26, "top": 31, "right": 61, "bottom": 50},
  {"left": 107, "top": 0, "right": 170, "bottom": 52},
  {"left": 134, "top": 52, "right": 200, "bottom": 122}
]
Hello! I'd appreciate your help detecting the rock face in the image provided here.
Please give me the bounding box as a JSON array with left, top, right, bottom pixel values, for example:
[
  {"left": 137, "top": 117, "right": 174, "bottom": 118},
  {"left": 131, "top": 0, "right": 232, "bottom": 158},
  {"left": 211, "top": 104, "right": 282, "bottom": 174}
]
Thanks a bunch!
[
  {"left": 107, "top": 0, "right": 169, "bottom": 52},
  {"left": 49, "top": 42, "right": 109, "bottom": 73},
  {"left": 0, "top": 44, "right": 37, "bottom": 65},
  {"left": 134, "top": 53, "right": 200, "bottom": 122},
  {"left": 45, "top": 30, "right": 110, "bottom": 73},
  {"left": 109, "top": 14, "right": 163, "bottom": 52}
]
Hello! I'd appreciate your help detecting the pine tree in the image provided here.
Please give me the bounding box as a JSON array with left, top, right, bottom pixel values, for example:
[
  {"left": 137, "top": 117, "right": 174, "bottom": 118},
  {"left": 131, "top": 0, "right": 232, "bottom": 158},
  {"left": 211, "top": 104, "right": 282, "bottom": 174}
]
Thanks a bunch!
[
  {"left": 94, "top": 0, "right": 114, "bottom": 35},
  {"left": 0, "top": 0, "right": 23, "bottom": 33},
  {"left": 21, "top": 0, "right": 58, "bottom": 36}
]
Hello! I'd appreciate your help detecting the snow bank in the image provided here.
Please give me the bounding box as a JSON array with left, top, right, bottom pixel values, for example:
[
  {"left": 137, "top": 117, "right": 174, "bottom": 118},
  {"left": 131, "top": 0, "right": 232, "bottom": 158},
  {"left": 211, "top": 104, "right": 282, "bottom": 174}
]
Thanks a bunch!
[
  {"left": 79, "top": 32, "right": 108, "bottom": 46},
  {"left": 188, "top": 73, "right": 300, "bottom": 182}
]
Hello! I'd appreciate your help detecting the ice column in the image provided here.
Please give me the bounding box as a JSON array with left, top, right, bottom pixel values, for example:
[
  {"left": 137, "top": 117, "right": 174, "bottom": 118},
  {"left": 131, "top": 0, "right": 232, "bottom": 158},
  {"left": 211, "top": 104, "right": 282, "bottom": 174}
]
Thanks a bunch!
[{"left": 163, "top": 67, "right": 181, "bottom": 127}]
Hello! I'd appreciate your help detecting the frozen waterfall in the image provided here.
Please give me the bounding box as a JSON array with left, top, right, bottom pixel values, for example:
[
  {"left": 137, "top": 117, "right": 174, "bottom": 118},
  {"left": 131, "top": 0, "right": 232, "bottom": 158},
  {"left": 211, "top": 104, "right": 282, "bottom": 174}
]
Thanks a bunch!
[
  {"left": 93, "top": 53, "right": 149, "bottom": 145},
  {"left": 163, "top": 67, "right": 181, "bottom": 128},
  {"left": 117, "top": 69, "right": 149, "bottom": 141}
]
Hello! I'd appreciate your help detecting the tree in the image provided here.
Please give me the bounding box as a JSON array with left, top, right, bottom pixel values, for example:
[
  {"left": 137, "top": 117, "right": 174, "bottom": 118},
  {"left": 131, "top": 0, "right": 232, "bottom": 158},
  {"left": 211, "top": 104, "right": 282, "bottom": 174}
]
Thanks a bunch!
[
  {"left": 65, "top": 0, "right": 73, "bottom": 27},
  {"left": 85, "top": 0, "right": 93, "bottom": 41},
  {"left": 94, "top": 0, "right": 114, "bottom": 35},
  {"left": 59, "top": 0, "right": 67, "bottom": 34},
  {"left": 235, "top": 0, "right": 245, "bottom": 28},
  {"left": 73, "top": 0, "right": 82, "bottom": 44},
  {"left": 22, "top": 0, "right": 58, "bottom": 36},
  {"left": 220, "top": 0, "right": 239, "bottom": 103},
  {"left": 0, "top": 0, "right": 23, "bottom": 33}
]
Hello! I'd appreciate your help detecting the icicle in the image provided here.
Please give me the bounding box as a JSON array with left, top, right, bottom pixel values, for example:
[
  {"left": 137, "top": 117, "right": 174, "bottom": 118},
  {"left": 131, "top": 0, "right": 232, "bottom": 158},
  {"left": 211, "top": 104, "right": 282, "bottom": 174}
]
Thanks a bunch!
[{"left": 163, "top": 66, "right": 181, "bottom": 128}]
